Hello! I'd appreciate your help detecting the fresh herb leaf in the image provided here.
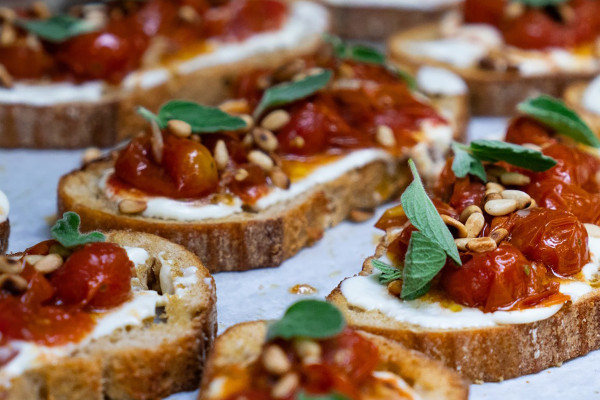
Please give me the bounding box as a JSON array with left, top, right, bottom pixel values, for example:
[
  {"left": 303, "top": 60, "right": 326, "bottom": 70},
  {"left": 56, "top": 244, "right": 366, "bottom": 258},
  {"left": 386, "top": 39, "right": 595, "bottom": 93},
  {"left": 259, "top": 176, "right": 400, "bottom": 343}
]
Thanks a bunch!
[
  {"left": 17, "top": 15, "right": 97, "bottom": 43},
  {"left": 451, "top": 142, "right": 487, "bottom": 182},
  {"left": 324, "top": 34, "right": 386, "bottom": 65},
  {"left": 394, "top": 68, "right": 418, "bottom": 91},
  {"left": 254, "top": 70, "right": 333, "bottom": 118},
  {"left": 51, "top": 212, "right": 105, "bottom": 249},
  {"left": 266, "top": 300, "right": 345, "bottom": 341},
  {"left": 137, "top": 101, "right": 247, "bottom": 133},
  {"left": 512, "top": 0, "right": 568, "bottom": 7},
  {"left": 297, "top": 392, "right": 350, "bottom": 400},
  {"left": 470, "top": 140, "right": 557, "bottom": 172},
  {"left": 401, "top": 160, "right": 461, "bottom": 265},
  {"left": 523, "top": 265, "right": 531, "bottom": 276},
  {"left": 372, "top": 259, "right": 403, "bottom": 284},
  {"left": 518, "top": 95, "right": 600, "bottom": 148},
  {"left": 402, "top": 231, "right": 446, "bottom": 300}
]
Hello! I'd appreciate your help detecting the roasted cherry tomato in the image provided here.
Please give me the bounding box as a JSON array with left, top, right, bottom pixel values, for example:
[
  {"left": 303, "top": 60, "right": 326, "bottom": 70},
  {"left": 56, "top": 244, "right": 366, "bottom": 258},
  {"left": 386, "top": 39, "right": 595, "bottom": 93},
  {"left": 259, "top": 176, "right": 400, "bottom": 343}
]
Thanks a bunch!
[
  {"left": 321, "top": 329, "right": 379, "bottom": 384},
  {"left": 51, "top": 242, "right": 133, "bottom": 310},
  {"left": 505, "top": 116, "right": 555, "bottom": 147},
  {"left": 464, "top": 0, "right": 505, "bottom": 27},
  {"left": 226, "top": 163, "right": 270, "bottom": 204},
  {"left": 0, "top": 43, "right": 55, "bottom": 79}
]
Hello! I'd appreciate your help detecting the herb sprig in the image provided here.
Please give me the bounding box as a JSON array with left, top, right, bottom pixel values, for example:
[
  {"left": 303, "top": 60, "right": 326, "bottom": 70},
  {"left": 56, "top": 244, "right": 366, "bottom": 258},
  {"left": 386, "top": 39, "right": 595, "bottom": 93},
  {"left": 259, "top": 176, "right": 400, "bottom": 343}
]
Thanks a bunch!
[
  {"left": 266, "top": 300, "right": 345, "bottom": 341},
  {"left": 372, "top": 259, "right": 402, "bottom": 284},
  {"left": 51, "top": 212, "right": 105, "bottom": 249},
  {"left": 297, "top": 392, "right": 350, "bottom": 400},
  {"left": 17, "top": 15, "right": 97, "bottom": 43},
  {"left": 512, "top": 0, "right": 568, "bottom": 7}
]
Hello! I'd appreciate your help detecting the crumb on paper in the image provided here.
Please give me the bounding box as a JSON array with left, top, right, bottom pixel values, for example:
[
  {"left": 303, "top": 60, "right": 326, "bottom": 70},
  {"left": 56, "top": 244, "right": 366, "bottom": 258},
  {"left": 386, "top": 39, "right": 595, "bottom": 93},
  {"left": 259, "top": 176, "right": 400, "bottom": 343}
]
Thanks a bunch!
[
  {"left": 44, "top": 214, "right": 57, "bottom": 226},
  {"left": 329, "top": 270, "right": 342, "bottom": 277},
  {"left": 289, "top": 284, "right": 317, "bottom": 295},
  {"left": 372, "top": 233, "right": 383, "bottom": 244}
]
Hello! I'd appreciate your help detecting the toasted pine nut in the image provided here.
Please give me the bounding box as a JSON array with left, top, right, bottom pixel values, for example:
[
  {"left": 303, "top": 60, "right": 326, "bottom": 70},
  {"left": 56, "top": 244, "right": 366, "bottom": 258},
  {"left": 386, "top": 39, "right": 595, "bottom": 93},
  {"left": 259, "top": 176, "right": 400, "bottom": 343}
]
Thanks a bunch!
[
  {"left": 24, "top": 255, "right": 44, "bottom": 265},
  {"left": 485, "top": 182, "right": 504, "bottom": 194},
  {"left": 460, "top": 205, "right": 483, "bottom": 223},
  {"left": 558, "top": 4, "right": 575, "bottom": 23},
  {"left": 32, "top": 1, "right": 51, "bottom": 18},
  {"left": 441, "top": 215, "right": 468, "bottom": 238},
  {"left": 269, "top": 168, "right": 290, "bottom": 189},
  {"left": 261, "top": 110, "right": 290, "bottom": 132},
  {"left": 484, "top": 192, "right": 503, "bottom": 202},
  {"left": 234, "top": 168, "right": 249, "bottom": 181},
  {"left": 150, "top": 121, "right": 164, "bottom": 163},
  {"left": 293, "top": 339, "right": 322, "bottom": 364},
  {"left": 0, "top": 274, "right": 28, "bottom": 293},
  {"left": 82, "top": 147, "right": 102, "bottom": 164},
  {"left": 272, "top": 59, "right": 306, "bottom": 82},
  {"left": 501, "top": 190, "right": 531, "bottom": 209},
  {"left": 242, "top": 133, "right": 254, "bottom": 147},
  {"left": 526, "top": 198, "right": 537, "bottom": 209},
  {"left": 239, "top": 114, "right": 254, "bottom": 132},
  {"left": 485, "top": 199, "right": 517, "bottom": 216},
  {"left": 34, "top": 254, "right": 63, "bottom": 274},
  {"left": 376, "top": 125, "right": 396, "bottom": 148},
  {"left": 349, "top": 209, "right": 374, "bottom": 222},
  {"left": 0, "top": 24, "right": 15, "bottom": 46},
  {"left": 119, "top": 199, "right": 147, "bottom": 214},
  {"left": 338, "top": 63, "right": 355, "bottom": 79},
  {"left": 262, "top": 345, "right": 291, "bottom": 375},
  {"left": 178, "top": 5, "right": 199, "bottom": 22},
  {"left": 454, "top": 238, "right": 471, "bottom": 251},
  {"left": 387, "top": 280, "right": 403, "bottom": 296},
  {"left": 504, "top": 2, "right": 525, "bottom": 18},
  {"left": 0, "top": 64, "right": 13, "bottom": 88},
  {"left": 218, "top": 99, "right": 249, "bottom": 115},
  {"left": 0, "top": 8, "right": 17, "bottom": 22},
  {"left": 466, "top": 237, "right": 497, "bottom": 253},
  {"left": 465, "top": 212, "right": 485, "bottom": 238},
  {"left": 214, "top": 140, "right": 229, "bottom": 170},
  {"left": 0, "top": 257, "right": 20, "bottom": 274},
  {"left": 272, "top": 373, "right": 299, "bottom": 399},
  {"left": 252, "top": 127, "right": 279, "bottom": 152},
  {"left": 248, "top": 150, "right": 274, "bottom": 171},
  {"left": 291, "top": 136, "right": 305, "bottom": 148},
  {"left": 585, "top": 223, "right": 600, "bottom": 238},
  {"left": 167, "top": 119, "right": 192, "bottom": 138},
  {"left": 521, "top": 143, "right": 542, "bottom": 152},
  {"left": 500, "top": 172, "right": 530, "bottom": 186},
  {"left": 490, "top": 228, "right": 509, "bottom": 244}
]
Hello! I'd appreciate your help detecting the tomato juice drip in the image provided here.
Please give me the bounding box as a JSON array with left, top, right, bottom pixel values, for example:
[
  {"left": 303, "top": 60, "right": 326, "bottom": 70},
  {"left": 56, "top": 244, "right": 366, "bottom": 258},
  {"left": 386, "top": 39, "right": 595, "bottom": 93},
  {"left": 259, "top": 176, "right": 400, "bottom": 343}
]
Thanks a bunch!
[
  {"left": 464, "top": 0, "right": 600, "bottom": 51},
  {"left": 0, "top": 241, "right": 133, "bottom": 353},
  {"left": 0, "top": 0, "right": 288, "bottom": 83}
]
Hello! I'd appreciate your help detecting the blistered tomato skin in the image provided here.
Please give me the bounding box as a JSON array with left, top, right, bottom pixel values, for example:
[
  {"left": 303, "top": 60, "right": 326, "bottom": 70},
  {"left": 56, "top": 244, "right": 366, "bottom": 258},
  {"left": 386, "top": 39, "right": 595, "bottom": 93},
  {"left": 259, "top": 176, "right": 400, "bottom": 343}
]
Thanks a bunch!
[
  {"left": 0, "top": 44, "right": 55, "bottom": 80},
  {"left": 51, "top": 242, "right": 133, "bottom": 310}
]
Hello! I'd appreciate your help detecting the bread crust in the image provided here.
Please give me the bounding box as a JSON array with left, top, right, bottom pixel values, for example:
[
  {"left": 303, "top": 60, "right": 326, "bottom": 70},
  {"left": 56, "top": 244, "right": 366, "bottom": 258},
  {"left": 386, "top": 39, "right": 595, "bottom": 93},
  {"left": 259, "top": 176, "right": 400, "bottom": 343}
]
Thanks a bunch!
[
  {"left": 198, "top": 321, "right": 469, "bottom": 400},
  {"left": 322, "top": 1, "right": 459, "bottom": 41},
  {"left": 388, "top": 23, "right": 600, "bottom": 116},
  {"left": 1, "top": 231, "right": 217, "bottom": 400},
  {"left": 0, "top": 22, "right": 324, "bottom": 149},
  {"left": 564, "top": 81, "right": 600, "bottom": 135},
  {"left": 328, "top": 249, "right": 600, "bottom": 382},
  {"left": 0, "top": 220, "right": 8, "bottom": 254}
]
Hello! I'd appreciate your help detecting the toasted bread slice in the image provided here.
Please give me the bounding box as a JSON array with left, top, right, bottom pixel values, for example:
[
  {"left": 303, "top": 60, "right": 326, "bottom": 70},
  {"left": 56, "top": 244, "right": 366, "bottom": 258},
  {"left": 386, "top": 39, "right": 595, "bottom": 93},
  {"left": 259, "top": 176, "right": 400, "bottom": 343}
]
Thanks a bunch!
[
  {"left": 328, "top": 240, "right": 600, "bottom": 383},
  {"left": 0, "top": 1, "right": 328, "bottom": 149},
  {"left": 2, "top": 231, "right": 217, "bottom": 400},
  {"left": 564, "top": 80, "right": 600, "bottom": 135},
  {"left": 199, "top": 321, "right": 469, "bottom": 400},
  {"left": 0, "top": 220, "right": 8, "bottom": 254},
  {"left": 388, "top": 23, "right": 598, "bottom": 116},
  {"left": 321, "top": 0, "right": 460, "bottom": 41}
]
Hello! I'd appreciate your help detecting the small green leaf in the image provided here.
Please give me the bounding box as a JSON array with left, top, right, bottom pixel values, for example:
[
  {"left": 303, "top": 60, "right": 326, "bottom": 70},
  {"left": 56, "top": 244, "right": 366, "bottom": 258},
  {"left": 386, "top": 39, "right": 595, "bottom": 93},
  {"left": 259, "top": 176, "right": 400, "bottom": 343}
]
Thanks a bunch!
[
  {"left": 324, "top": 34, "right": 385, "bottom": 65},
  {"left": 518, "top": 95, "right": 600, "bottom": 148},
  {"left": 267, "top": 300, "right": 345, "bottom": 340},
  {"left": 136, "top": 101, "right": 247, "bottom": 133},
  {"left": 401, "top": 160, "right": 461, "bottom": 265},
  {"left": 297, "top": 392, "right": 350, "bottom": 400},
  {"left": 512, "top": 0, "right": 568, "bottom": 7},
  {"left": 451, "top": 142, "right": 487, "bottom": 182},
  {"left": 372, "top": 259, "right": 403, "bottom": 284},
  {"left": 50, "top": 212, "right": 105, "bottom": 249},
  {"left": 401, "top": 231, "right": 446, "bottom": 300},
  {"left": 254, "top": 69, "right": 333, "bottom": 118},
  {"left": 394, "top": 67, "right": 418, "bottom": 91},
  {"left": 17, "top": 15, "right": 97, "bottom": 43},
  {"left": 470, "top": 140, "right": 557, "bottom": 172},
  {"left": 523, "top": 265, "right": 531, "bottom": 276}
]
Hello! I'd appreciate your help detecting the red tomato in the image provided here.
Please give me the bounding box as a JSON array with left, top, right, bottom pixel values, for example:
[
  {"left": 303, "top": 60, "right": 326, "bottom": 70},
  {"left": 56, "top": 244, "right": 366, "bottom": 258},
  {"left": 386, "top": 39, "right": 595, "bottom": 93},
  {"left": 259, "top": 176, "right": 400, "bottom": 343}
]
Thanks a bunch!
[
  {"left": 0, "top": 43, "right": 54, "bottom": 79},
  {"left": 51, "top": 242, "right": 133, "bottom": 310},
  {"left": 505, "top": 116, "right": 555, "bottom": 147},
  {"left": 226, "top": 163, "right": 270, "bottom": 204},
  {"left": 504, "top": 208, "right": 589, "bottom": 276},
  {"left": 321, "top": 329, "right": 379, "bottom": 384},
  {"left": 463, "top": 0, "right": 505, "bottom": 26},
  {"left": 448, "top": 177, "right": 486, "bottom": 214},
  {"left": 302, "top": 363, "right": 358, "bottom": 399}
]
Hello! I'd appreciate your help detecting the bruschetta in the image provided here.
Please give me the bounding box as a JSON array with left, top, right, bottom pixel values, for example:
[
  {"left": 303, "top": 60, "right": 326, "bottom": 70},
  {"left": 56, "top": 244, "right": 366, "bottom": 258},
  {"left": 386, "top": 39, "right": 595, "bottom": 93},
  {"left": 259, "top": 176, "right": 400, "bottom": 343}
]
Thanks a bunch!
[
  {"left": 0, "top": 212, "right": 217, "bottom": 399},
  {"left": 564, "top": 75, "right": 600, "bottom": 135},
  {"left": 199, "top": 299, "right": 469, "bottom": 400},
  {"left": 0, "top": 190, "right": 8, "bottom": 254},
  {"left": 0, "top": 0, "right": 328, "bottom": 149},
  {"left": 389, "top": 0, "right": 600, "bottom": 115},
  {"left": 329, "top": 96, "right": 600, "bottom": 381},
  {"left": 321, "top": 0, "right": 461, "bottom": 41},
  {"left": 57, "top": 40, "right": 468, "bottom": 272}
]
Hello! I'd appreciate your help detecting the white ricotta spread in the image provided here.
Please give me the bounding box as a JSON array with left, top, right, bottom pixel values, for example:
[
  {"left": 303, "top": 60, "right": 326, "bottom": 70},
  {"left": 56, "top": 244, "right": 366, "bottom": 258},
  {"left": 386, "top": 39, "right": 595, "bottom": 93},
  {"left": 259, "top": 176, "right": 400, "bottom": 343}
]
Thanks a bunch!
[
  {"left": 122, "top": 1, "right": 328, "bottom": 91},
  {"left": 416, "top": 66, "right": 467, "bottom": 96},
  {"left": 322, "top": 0, "right": 459, "bottom": 9},
  {"left": 0, "top": 190, "right": 8, "bottom": 223},
  {"left": 0, "top": 246, "right": 165, "bottom": 387},
  {"left": 407, "top": 36, "right": 490, "bottom": 69},
  {"left": 583, "top": 75, "right": 600, "bottom": 115},
  {"left": 340, "top": 224, "right": 600, "bottom": 329},
  {"left": 0, "top": 81, "right": 104, "bottom": 105}
]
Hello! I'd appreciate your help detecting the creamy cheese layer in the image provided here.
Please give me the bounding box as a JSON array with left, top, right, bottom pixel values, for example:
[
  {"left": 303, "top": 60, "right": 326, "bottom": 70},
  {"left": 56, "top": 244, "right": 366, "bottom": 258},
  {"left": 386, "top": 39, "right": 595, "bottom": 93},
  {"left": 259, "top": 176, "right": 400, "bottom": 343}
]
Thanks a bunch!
[
  {"left": 0, "top": 246, "right": 166, "bottom": 387},
  {"left": 0, "top": 81, "right": 104, "bottom": 106},
  {"left": 583, "top": 76, "right": 600, "bottom": 115},
  {"left": 0, "top": 190, "right": 8, "bottom": 223},
  {"left": 323, "top": 0, "right": 459, "bottom": 10},
  {"left": 416, "top": 66, "right": 467, "bottom": 96},
  {"left": 340, "top": 225, "right": 600, "bottom": 329}
]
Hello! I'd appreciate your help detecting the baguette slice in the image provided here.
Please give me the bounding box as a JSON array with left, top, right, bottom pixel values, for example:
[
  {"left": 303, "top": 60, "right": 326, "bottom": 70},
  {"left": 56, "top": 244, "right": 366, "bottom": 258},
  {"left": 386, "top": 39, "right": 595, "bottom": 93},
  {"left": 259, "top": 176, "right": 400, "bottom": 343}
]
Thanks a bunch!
[
  {"left": 198, "top": 321, "right": 469, "bottom": 400},
  {"left": 328, "top": 241, "right": 600, "bottom": 383},
  {"left": 321, "top": 0, "right": 460, "bottom": 41},
  {"left": 0, "top": 190, "right": 8, "bottom": 254},
  {"left": 0, "top": 1, "right": 327, "bottom": 149},
  {"left": 2, "top": 231, "right": 217, "bottom": 400},
  {"left": 564, "top": 80, "right": 600, "bottom": 135},
  {"left": 388, "top": 23, "right": 599, "bottom": 116}
]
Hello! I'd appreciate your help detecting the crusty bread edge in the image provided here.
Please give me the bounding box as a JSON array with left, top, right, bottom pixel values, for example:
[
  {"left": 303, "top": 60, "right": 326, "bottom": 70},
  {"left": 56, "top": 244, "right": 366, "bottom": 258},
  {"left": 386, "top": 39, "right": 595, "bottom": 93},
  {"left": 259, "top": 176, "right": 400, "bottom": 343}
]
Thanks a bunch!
[
  {"left": 0, "top": 220, "right": 8, "bottom": 254},
  {"left": 564, "top": 81, "right": 600, "bottom": 135},
  {"left": 388, "top": 23, "right": 599, "bottom": 116},
  {"left": 3, "top": 231, "right": 217, "bottom": 400},
  {"left": 198, "top": 321, "right": 469, "bottom": 400}
]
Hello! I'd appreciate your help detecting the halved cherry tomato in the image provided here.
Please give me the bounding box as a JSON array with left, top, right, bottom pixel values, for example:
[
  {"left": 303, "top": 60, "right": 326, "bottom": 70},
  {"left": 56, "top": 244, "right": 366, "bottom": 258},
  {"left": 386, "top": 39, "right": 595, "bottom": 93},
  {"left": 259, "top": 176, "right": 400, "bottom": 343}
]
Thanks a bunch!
[{"left": 0, "top": 43, "right": 55, "bottom": 79}]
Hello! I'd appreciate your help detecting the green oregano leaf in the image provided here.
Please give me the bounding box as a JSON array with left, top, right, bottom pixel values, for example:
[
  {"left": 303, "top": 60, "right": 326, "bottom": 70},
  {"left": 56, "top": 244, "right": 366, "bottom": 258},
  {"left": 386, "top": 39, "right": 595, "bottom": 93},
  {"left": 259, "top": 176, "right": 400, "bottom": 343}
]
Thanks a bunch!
[
  {"left": 401, "top": 160, "right": 461, "bottom": 265},
  {"left": 18, "top": 15, "right": 97, "bottom": 43},
  {"left": 451, "top": 142, "right": 487, "bottom": 182},
  {"left": 50, "top": 212, "right": 105, "bottom": 249},
  {"left": 470, "top": 140, "right": 558, "bottom": 171},
  {"left": 372, "top": 259, "right": 403, "bottom": 284},
  {"left": 254, "top": 69, "right": 333, "bottom": 118},
  {"left": 401, "top": 231, "right": 446, "bottom": 300},
  {"left": 512, "top": 0, "right": 568, "bottom": 7},
  {"left": 518, "top": 95, "right": 600, "bottom": 148},
  {"left": 266, "top": 300, "right": 345, "bottom": 341},
  {"left": 137, "top": 101, "right": 247, "bottom": 133},
  {"left": 297, "top": 392, "right": 350, "bottom": 400}
]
